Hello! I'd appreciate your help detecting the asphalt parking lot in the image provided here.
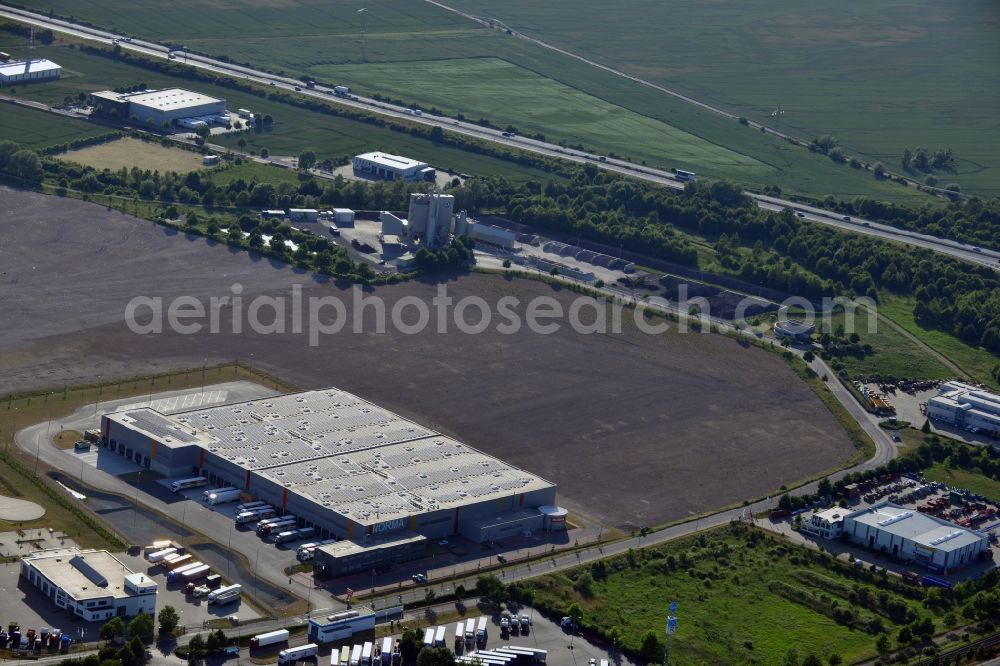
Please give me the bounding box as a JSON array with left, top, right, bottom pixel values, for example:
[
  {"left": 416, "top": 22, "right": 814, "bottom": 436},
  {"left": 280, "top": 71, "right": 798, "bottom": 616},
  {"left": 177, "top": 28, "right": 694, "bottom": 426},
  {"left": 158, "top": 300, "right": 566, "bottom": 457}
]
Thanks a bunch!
[{"left": 379, "top": 606, "right": 636, "bottom": 666}]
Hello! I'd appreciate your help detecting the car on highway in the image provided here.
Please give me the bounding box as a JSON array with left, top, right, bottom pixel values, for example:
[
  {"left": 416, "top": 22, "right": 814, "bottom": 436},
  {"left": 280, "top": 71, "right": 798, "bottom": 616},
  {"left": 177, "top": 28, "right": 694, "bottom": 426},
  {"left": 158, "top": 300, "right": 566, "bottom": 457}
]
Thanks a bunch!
[
  {"left": 294, "top": 86, "right": 301, "bottom": 91},
  {"left": 411, "top": 573, "right": 426, "bottom": 583},
  {"left": 973, "top": 247, "right": 982, "bottom": 252},
  {"left": 796, "top": 212, "right": 805, "bottom": 218},
  {"left": 842, "top": 215, "right": 851, "bottom": 221}
]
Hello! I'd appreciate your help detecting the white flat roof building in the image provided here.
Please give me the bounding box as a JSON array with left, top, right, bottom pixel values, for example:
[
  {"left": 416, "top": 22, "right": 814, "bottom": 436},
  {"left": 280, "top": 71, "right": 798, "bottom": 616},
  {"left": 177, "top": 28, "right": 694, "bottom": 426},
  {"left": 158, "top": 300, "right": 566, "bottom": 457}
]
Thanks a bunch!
[
  {"left": 91, "top": 87, "right": 226, "bottom": 126},
  {"left": 843, "top": 502, "right": 988, "bottom": 572},
  {"left": 800, "top": 507, "right": 845, "bottom": 540},
  {"left": 927, "top": 381, "right": 1000, "bottom": 434},
  {"left": 21, "top": 548, "right": 157, "bottom": 622},
  {"left": 101, "top": 387, "right": 557, "bottom": 544},
  {"left": 0, "top": 59, "right": 61, "bottom": 85},
  {"left": 353, "top": 152, "right": 433, "bottom": 181}
]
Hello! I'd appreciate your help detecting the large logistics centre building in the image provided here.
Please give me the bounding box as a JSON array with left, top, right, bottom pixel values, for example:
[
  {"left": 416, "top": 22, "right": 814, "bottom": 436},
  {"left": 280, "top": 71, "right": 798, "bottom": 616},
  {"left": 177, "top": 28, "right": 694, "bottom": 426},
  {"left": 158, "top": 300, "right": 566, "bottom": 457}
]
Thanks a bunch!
[
  {"left": 91, "top": 88, "right": 226, "bottom": 126},
  {"left": 101, "top": 388, "right": 558, "bottom": 555}
]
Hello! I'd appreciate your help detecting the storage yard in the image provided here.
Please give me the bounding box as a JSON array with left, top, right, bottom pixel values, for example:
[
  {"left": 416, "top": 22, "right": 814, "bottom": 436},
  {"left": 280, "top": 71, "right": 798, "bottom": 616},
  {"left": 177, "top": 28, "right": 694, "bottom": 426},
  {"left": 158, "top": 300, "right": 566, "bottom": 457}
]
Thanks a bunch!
[{"left": 0, "top": 188, "right": 855, "bottom": 530}]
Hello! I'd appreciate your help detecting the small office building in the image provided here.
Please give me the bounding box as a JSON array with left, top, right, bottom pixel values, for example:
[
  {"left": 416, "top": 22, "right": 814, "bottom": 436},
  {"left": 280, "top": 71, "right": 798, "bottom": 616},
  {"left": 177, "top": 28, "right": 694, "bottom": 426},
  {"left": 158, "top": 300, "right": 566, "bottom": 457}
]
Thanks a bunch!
[{"left": 21, "top": 548, "right": 157, "bottom": 622}]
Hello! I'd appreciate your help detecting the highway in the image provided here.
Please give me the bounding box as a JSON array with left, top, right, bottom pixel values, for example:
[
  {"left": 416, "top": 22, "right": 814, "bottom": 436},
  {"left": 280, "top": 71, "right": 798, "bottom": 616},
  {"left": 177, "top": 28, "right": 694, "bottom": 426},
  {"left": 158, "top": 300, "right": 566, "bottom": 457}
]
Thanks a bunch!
[{"left": 1, "top": 4, "right": 998, "bottom": 271}]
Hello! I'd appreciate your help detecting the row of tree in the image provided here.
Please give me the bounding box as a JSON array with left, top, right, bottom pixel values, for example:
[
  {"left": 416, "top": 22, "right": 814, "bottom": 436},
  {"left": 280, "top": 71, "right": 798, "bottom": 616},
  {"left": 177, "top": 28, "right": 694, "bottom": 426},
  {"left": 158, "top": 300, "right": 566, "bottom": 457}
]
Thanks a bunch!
[
  {"left": 446, "top": 167, "right": 1000, "bottom": 351},
  {"left": 825, "top": 196, "right": 1000, "bottom": 251}
]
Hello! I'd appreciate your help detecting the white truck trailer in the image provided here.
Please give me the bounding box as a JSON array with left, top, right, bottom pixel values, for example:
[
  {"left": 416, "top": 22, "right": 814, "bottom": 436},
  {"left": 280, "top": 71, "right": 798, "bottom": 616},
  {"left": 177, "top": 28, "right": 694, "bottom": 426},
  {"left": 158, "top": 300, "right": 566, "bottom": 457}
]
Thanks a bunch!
[
  {"left": 147, "top": 547, "right": 178, "bottom": 563},
  {"left": 250, "top": 629, "right": 289, "bottom": 649},
  {"left": 207, "top": 488, "right": 242, "bottom": 505},
  {"left": 208, "top": 584, "right": 242, "bottom": 604},
  {"left": 279, "top": 643, "right": 318, "bottom": 665},
  {"left": 476, "top": 617, "right": 488, "bottom": 646}
]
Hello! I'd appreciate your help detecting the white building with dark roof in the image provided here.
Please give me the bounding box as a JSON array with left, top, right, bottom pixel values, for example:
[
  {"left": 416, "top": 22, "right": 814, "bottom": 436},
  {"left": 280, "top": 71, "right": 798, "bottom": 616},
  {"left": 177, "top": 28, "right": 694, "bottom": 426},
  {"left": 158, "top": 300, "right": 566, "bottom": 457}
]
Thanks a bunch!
[
  {"left": 0, "top": 59, "right": 61, "bottom": 85},
  {"left": 21, "top": 548, "right": 157, "bottom": 622},
  {"left": 843, "top": 502, "right": 989, "bottom": 572}
]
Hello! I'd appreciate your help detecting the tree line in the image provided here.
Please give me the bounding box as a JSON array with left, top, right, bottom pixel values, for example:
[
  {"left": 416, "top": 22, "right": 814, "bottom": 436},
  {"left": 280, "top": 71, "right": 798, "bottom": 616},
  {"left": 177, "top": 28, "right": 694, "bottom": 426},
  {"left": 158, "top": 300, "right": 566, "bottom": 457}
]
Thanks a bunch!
[
  {"left": 445, "top": 166, "right": 1000, "bottom": 352},
  {"left": 825, "top": 196, "right": 1000, "bottom": 251}
]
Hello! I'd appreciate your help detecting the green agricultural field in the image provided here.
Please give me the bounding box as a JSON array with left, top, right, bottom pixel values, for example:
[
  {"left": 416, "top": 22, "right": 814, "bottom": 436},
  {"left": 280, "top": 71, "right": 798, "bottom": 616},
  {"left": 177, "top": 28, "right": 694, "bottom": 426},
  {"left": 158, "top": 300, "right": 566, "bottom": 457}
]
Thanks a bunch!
[
  {"left": 448, "top": 0, "right": 1000, "bottom": 198},
  {"left": 922, "top": 463, "right": 1000, "bottom": 503},
  {"left": 0, "top": 34, "right": 560, "bottom": 184},
  {"left": 0, "top": 103, "right": 110, "bottom": 150},
  {"left": 321, "top": 57, "right": 769, "bottom": 181},
  {"left": 9, "top": 0, "right": 944, "bottom": 202},
  {"left": 528, "top": 524, "right": 939, "bottom": 665}
]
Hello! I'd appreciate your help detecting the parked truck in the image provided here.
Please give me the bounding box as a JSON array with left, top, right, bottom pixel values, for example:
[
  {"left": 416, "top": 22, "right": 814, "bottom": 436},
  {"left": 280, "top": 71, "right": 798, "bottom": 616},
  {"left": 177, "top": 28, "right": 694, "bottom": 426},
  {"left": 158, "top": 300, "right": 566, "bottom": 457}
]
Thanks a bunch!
[
  {"left": 164, "top": 554, "right": 193, "bottom": 571},
  {"left": 250, "top": 629, "right": 289, "bottom": 650},
  {"left": 278, "top": 643, "right": 318, "bottom": 665},
  {"left": 476, "top": 617, "right": 488, "bottom": 646},
  {"left": 170, "top": 477, "right": 207, "bottom": 492},
  {"left": 208, "top": 584, "right": 242, "bottom": 605},
  {"left": 207, "top": 488, "right": 242, "bottom": 506},
  {"left": 237, "top": 501, "right": 269, "bottom": 512},
  {"left": 236, "top": 508, "right": 276, "bottom": 524},
  {"left": 258, "top": 517, "right": 297, "bottom": 537},
  {"left": 179, "top": 564, "right": 211, "bottom": 584},
  {"left": 433, "top": 626, "right": 446, "bottom": 648},
  {"left": 203, "top": 486, "right": 238, "bottom": 501},
  {"left": 274, "top": 526, "right": 315, "bottom": 544},
  {"left": 147, "top": 547, "right": 178, "bottom": 563},
  {"left": 166, "top": 561, "right": 204, "bottom": 583},
  {"left": 464, "top": 619, "right": 476, "bottom": 646}
]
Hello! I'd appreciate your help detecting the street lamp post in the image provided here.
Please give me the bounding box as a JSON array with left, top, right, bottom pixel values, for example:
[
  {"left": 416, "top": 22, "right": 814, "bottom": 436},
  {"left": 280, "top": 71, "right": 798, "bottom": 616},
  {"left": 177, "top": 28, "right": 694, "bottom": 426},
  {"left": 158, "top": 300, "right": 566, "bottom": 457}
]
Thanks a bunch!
[{"left": 132, "top": 471, "right": 142, "bottom": 532}]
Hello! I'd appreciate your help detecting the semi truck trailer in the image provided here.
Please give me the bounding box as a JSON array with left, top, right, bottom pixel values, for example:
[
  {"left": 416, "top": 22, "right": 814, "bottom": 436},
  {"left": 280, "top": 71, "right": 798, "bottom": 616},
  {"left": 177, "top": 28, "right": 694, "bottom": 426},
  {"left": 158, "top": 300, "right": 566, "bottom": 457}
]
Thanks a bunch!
[{"left": 250, "top": 629, "right": 289, "bottom": 649}]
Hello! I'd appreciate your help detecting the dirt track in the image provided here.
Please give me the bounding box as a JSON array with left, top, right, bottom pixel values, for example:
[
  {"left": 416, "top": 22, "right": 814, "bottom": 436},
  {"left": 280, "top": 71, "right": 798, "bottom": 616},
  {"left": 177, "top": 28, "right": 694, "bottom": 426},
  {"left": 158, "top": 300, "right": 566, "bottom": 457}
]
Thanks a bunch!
[{"left": 0, "top": 187, "right": 854, "bottom": 529}]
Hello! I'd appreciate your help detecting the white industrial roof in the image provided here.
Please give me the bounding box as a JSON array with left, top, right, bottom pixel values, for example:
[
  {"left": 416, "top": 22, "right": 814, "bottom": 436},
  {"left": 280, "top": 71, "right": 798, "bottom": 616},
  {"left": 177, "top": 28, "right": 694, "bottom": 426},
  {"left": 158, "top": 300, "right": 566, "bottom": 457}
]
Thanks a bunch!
[
  {"left": 848, "top": 503, "right": 986, "bottom": 552},
  {"left": 24, "top": 548, "right": 138, "bottom": 601},
  {"left": 812, "top": 507, "right": 845, "bottom": 523},
  {"left": 0, "top": 59, "right": 60, "bottom": 77},
  {"left": 355, "top": 152, "right": 427, "bottom": 171},
  {"left": 121, "top": 88, "right": 223, "bottom": 111},
  {"left": 107, "top": 387, "right": 554, "bottom": 525},
  {"left": 317, "top": 531, "right": 426, "bottom": 559},
  {"left": 931, "top": 383, "right": 1000, "bottom": 416}
]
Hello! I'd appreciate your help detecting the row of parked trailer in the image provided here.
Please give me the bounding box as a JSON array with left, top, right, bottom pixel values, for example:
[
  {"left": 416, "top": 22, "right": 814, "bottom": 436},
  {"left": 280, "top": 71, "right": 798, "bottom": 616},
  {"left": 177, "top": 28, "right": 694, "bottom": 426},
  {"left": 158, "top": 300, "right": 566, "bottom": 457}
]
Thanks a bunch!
[
  {"left": 423, "top": 617, "right": 490, "bottom": 654},
  {"left": 326, "top": 637, "right": 403, "bottom": 666},
  {"left": 145, "top": 543, "right": 242, "bottom": 604},
  {"left": 457, "top": 647, "right": 547, "bottom": 665}
]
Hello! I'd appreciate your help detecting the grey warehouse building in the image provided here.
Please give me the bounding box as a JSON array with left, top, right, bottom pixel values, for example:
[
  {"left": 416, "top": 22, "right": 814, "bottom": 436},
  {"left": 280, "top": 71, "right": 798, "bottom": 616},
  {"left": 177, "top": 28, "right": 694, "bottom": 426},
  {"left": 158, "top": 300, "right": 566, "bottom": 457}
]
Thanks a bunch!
[
  {"left": 101, "top": 388, "right": 558, "bottom": 564},
  {"left": 843, "top": 502, "right": 989, "bottom": 573},
  {"left": 91, "top": 88, "right": 226, "bottom": 126}
]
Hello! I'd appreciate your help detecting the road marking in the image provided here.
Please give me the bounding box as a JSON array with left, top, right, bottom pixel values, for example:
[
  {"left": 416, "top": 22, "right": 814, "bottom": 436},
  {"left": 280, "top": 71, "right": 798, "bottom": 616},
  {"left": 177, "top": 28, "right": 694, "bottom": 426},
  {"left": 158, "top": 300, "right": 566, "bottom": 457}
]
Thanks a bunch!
[{"left": 112, "top": 390, "right": 228, "bottom": 414}]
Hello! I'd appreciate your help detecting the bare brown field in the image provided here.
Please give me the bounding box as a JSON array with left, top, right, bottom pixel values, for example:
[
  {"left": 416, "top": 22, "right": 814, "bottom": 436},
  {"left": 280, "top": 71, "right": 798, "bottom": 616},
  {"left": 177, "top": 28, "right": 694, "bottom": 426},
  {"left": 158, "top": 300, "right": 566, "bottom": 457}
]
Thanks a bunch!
[
  {"left": 0, "top": 187, "right": 854, "bottom": 529},
  {"left": 54, "top": 137, "right": 208, "bottom": 173}
]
